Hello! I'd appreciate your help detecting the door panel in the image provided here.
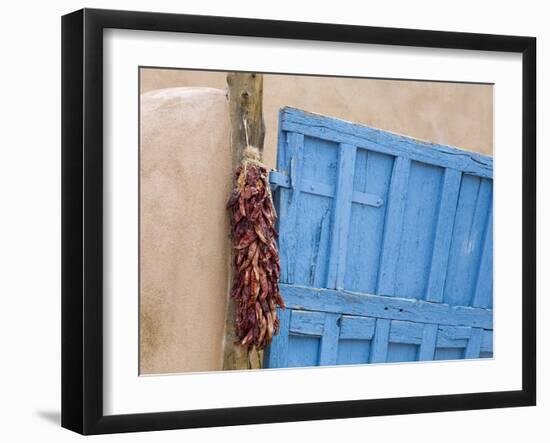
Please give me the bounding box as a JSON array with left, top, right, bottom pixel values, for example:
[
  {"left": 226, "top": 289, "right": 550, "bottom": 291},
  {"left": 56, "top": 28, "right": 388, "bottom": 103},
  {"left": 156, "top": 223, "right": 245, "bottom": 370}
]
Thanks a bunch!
[
  {"left": 337, "top": 339, "right": 372, "bottom": 365},
  {"left": 344, "top": 149, "right": 394, "bottom": 293},
  {"left": 395, "top": 161, "right": 444, "bottom": 300},
  {"left": 266, "top": 108, "right": 493, "bottom": 369}
]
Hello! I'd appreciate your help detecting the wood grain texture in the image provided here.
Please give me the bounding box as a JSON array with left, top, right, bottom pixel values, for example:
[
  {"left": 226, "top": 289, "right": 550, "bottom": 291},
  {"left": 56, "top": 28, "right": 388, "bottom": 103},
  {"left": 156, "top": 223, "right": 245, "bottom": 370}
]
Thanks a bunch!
[
  {"left": 290, "top": 310, "right": 325, "bottom": 336},
  {"left": 394, "top": 161, "right": 442, "bottom": 299},
  {"left": 227, "top": 73, "right": 265, "bottom": 169},
  {"left": 319, "top": 313, "right": 341, "bottom": 365},
  {"left": 418, "top": 324, "right": 438, "bottom": 361},
  {"left": 280, "top": 107, "right": 493, "bottom": 178},
  {"left": 266, "top": 107, "right": 493, "bottom": 368},
  {"left": 370, "top": 319, "right": 391, "bottom": 363},
  {"left": 444, "top": 176, "right": 493, "bottom": 306},
  {"left": 345, "top": 150, "right": 394, "bottom": 293},
  {"left": 473, "top": 208, "right": 493, "bottom": 308},
  {"left": 326, "top": 144, "right": 357, "bottom": 290},
  {"left": 340, "top": 316, "right": 376, "bottom": 340},
  {"left": 223, "top": 73, "right": 266, "bottom": 371},
  {"left": 270, "top": 171, "right": 383, "bottom": 208},
  {"left": 426, "top": 168, "right": 462, "bottom": 302},
  {"left": 265, "top": 309, "right": 290, "bottom": 368},
  {"left": 280, "top": 284, "right": 493, "bottom": 329},
  {"left": 464, "top": 328, "right": 483, "bottom": 359},
  {"left": 377, "top": 157, "right": 411, "bottom": 296},
  {"left": 278, "top": 132, "right": 305, "bottom": 285}
]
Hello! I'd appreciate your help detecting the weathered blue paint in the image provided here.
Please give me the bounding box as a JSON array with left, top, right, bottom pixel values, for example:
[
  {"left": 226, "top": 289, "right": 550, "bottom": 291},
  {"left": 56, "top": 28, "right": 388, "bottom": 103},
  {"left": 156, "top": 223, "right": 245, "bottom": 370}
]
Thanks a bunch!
[
  {"left": 278, "top": 284, "right": 493, "bottom": 329},
  {"left": 370, "top": 319, "right": 391, "bottom": 363},
  {"left": 280, "top": 107, "right": 493, "bottom": 178},
  {"left": 319, "top": 313, "right": 341, "bottom": 365},
  {"left": 473, "top": 208, "right": 493, "bottom": 309},
  {"left": 418, "top": 324, "right": 438, "bottom": 361},
  {"left": 377, "top": 157, "right": 411, "bottom": 297},
  {"left": 340, "top": 316, "right": 376, "bottom": 340},
  {"left": 443, "top": 176, "right": 493, "bottom": 307},
  {"left": 426, "top": 168, "right": 462, "bottom": 303},
  {"left": 266, "top": 108, "right": 493, "bottom": 369},
  {"left": 264, "top": 308, "right": 290, "bottom": 368},
  {"left": 269, "top": 170, "right": 384, "bottom": 208},
  {"left": 277, "top": 132, "right": 305, "bottom": 285},
  {"left": 344, "top": 150, "right": 394, "bottom": 293},
  {"left": 326, "top": 144, "right": 357, "bottom": 290},
  {"left": 464, "top": 328, "right": 483, "bottom": 359}
]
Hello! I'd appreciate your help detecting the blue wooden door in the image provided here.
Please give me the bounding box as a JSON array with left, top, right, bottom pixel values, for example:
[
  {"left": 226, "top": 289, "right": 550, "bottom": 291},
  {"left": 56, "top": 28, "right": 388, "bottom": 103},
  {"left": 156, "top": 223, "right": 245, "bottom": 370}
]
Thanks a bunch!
[{"left": 265, "top": 107, "right": 493, "bottom": 368}]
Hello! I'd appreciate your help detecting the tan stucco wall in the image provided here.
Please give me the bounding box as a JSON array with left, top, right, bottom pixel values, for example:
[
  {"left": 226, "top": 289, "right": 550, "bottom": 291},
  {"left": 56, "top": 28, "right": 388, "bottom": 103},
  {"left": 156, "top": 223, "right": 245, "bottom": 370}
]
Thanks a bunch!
[
  {"left": 141, "top": 69, "right": 494, "bottom": 170},
  {"left": 140, "top": 87, "right": 232, "bottom": 374},
  {"left": 140, "top": 69, "right": 493, "bottom": 375}
]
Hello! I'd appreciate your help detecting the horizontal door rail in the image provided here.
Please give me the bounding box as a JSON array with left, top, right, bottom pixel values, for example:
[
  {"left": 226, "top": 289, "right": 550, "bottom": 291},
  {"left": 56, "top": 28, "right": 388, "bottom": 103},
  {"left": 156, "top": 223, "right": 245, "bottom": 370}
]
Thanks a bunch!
[
  {"left": 269, "top": 171, "right": 384, "bottom": 208},
  {"left": 280, "top": 284, "right": 493, "bottom": 330},
  {"left": 286, "top": 309, "right": 493, "bottom": 353},
  {"left": 280, "top": 107, "right": 493, "bottom": 178}
]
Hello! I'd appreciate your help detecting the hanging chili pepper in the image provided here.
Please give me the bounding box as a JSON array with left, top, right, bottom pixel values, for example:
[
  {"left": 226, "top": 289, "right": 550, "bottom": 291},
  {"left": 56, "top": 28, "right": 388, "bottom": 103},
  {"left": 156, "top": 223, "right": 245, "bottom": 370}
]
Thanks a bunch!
[{"left": 227, "top": 146, "right": 285, "bottom": 349}]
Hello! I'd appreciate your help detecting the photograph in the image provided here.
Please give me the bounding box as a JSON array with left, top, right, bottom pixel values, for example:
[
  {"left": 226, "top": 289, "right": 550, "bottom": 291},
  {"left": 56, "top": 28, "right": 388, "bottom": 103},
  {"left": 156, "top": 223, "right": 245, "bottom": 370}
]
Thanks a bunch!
[{"left": 139, "top": 68, "right": 494, "bottom": 375}]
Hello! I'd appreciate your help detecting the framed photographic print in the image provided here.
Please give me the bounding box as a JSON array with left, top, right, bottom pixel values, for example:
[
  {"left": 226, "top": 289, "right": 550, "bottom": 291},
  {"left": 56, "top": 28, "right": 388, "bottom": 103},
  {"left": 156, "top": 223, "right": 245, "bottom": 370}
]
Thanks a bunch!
[{"left": 61, "top": 8, "right": 536, "bottom": 435}]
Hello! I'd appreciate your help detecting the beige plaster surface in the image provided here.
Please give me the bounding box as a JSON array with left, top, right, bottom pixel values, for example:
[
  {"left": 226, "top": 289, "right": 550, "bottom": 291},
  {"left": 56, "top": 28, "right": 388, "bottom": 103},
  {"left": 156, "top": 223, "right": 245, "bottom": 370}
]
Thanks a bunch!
[
  {"left": 140, "top": 87, "right": 232, "bottom": 374},
  {"left": 139, "top": 69, "right": 493, "bottom": 374},
  {"left": 141, "top": 69, "right": 493, "bottom": 171}
]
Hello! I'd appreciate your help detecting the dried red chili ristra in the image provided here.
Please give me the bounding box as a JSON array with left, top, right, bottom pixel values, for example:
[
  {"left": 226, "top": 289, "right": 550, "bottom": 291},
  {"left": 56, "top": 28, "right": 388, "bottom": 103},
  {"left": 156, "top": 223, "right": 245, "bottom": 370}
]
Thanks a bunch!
[{"left": 227, "top": 146, "right": 285, "bottom": 350}]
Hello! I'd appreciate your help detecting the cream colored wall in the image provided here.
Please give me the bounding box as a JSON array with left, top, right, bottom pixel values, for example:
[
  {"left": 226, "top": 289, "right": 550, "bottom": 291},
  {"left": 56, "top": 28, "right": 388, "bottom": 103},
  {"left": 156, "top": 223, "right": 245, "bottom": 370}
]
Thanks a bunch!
[{"left": 140, "top": 69, "right": 493, "bottom": 374}]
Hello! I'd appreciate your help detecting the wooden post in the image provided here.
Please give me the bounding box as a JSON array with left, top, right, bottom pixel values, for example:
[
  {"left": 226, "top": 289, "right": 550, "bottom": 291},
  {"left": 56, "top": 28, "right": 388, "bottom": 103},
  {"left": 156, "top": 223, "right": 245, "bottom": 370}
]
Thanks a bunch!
[{"left": 223, "top": 72, "right": 266, "bottom": 370}]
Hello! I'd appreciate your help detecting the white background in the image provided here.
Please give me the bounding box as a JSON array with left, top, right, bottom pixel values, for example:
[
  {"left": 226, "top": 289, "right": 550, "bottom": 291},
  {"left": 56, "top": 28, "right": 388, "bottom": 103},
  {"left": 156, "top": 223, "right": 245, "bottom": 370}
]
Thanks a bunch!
[{"left": 0, "top": 0, "right": 547, "bottom": 441}]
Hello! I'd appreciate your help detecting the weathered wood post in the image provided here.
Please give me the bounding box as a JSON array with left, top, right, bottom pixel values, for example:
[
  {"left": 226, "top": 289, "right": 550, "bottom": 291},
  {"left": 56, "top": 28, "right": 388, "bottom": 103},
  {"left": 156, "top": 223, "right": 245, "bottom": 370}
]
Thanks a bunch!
[{"left": 223, "top": 72, "right": 266, "bottom": 370}]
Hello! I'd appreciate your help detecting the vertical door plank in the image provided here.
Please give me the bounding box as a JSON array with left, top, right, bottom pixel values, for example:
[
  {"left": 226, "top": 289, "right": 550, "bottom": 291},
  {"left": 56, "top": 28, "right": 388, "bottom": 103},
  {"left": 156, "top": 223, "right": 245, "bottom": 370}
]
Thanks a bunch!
[
  {"left": 418, "top": 324, "right": 438, "bottom": 361},
  {"left": 377, "top": 157, "right": 411, "bottom": 296},
  {"left": 426, "top": 168, "right": 462, "bottom": 303},
  {"left": 266, "top": 309, "right": 291, "bottom": 368},
  {"left": 327, "top": 144, "right": 357, "bottom": 290},
  {"left": 464, "top": 327, "right": 483, "bottom": 359},
  {"left": 394, "top": 163, "right": 444, "bottom": 299},
  {"left": 319, "top": 313, "right": 341, "bottom": 366},
  {"left": 279, "top": 132, "right": 305, "bottom": 284},
  {"left": 370, "top": 318, "right": 391, "bottom": 363},
  {"left": 444, "top": 177, "right": 492, "bottom": 306},
  {"left": 443, "top": 175, "right": 481, "bottom": 305},
  {"left": 472, "top": 208, "right": 493, "bottom": 308},
  {"left": 463, "top": 179, "right": 493, "bottom": 306},
  {"left": 344, "top": 150, "right": 394, "bottom": 294}
]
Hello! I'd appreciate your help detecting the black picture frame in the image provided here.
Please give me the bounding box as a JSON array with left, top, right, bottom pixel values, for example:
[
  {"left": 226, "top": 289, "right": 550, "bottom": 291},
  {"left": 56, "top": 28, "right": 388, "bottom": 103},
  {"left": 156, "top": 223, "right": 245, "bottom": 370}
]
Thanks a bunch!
[{"left": 61, "top": 8, "right": 536, "bottom": 435}]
